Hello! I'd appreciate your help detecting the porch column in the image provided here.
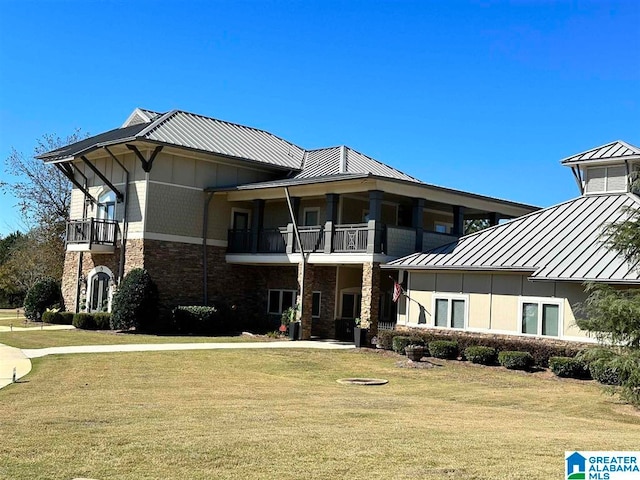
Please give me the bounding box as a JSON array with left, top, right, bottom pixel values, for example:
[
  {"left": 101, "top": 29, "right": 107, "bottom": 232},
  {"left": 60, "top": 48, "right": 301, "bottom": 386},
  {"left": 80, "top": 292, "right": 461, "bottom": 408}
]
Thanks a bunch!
[
  {"left": 453, "top": 205, "right": 465, "bottom": 236},
  {"left": 324, "top": 193, "right": 339, "bottom": 253},
  {"left": 412, "top": 198, "right": 425, "bottom": 252},
  {"left": 297, "top": 261, "right": 314, "bottom": 340},
  {"left": 251, "top": 199, "right": 265, "bottom": 253},
  {"left": 489, "top": 212, "right": 500, "bottom": 226},
  {"left": 361, "top": 262, "right": 380, "bottom": 341}
]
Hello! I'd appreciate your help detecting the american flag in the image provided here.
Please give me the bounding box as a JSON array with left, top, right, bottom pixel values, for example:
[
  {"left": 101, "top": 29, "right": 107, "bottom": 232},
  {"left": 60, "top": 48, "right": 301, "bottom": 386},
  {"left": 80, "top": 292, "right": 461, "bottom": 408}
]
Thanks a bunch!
[{"left": 392, "top": 280, "right": 403, "bottom": 303}]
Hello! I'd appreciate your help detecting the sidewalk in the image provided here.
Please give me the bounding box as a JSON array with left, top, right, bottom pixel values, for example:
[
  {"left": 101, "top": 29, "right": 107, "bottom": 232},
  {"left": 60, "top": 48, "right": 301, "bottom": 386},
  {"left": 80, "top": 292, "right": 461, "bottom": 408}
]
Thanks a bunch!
[
  {"left": 0, "top": 324, "right": 76, "bottom": 332},
  {"left": 1, "top": 339, "right": 355, "bottom": 390}
]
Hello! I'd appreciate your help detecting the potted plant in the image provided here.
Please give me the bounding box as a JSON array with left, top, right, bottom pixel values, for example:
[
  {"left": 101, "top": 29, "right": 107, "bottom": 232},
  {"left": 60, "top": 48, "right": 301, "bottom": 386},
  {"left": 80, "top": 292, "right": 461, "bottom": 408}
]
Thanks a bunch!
[
  {"left": 281, "top": 306, "right": 299, "bottom": 341},
  {"left": 353, "top": 317, "right": 370, "bottom": 348},
  {"left": 405, "top": 344, "right": 426, "bottom": 361}
]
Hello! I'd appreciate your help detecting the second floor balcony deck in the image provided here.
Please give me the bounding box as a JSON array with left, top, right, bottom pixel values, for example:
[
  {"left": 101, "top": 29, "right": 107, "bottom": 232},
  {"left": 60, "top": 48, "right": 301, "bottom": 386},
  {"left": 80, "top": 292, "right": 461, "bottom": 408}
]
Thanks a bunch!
[
  {"left": 227, "top": 221, "right": 458, "bottom": 259},
  {"left": 66, "top": 218, "right": 118, "bottom": 253}
]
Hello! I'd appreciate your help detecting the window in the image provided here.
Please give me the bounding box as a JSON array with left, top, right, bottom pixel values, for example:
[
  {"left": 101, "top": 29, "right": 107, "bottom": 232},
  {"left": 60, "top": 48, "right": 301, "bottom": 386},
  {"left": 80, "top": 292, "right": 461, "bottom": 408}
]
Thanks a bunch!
[
  {"left": 585, "top": 166, "right": 627, "bottom": 194},
  {"left": 232, "top": 210, "right": 250, "bottom": 230},
  {"left": 97, "top": 190, "right": 116, "bottom": 221},
  {"left": 267, "top": 289, "right": 296, "bottom": 314},
  {"left": 303, "top": 208, "right": 320, "bottom": 226},
  {"left": 433, "top": 295, "right": 467, "bottom": 329},
  {"left": 312, "top": 291, "right": 321, "bottom": 318},
  {"left": 520, "top": 299, "right": 561, "bottom": 337}
]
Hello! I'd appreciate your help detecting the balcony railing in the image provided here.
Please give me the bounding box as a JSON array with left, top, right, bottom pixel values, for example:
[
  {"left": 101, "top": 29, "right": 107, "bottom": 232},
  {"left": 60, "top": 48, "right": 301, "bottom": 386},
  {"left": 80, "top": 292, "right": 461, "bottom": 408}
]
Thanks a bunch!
[
  {"left": 66, "top": 218, "right": 118, "bottom": 249},
  {"left": 227, "top": 222, "right": 460, "bottom": 257}
]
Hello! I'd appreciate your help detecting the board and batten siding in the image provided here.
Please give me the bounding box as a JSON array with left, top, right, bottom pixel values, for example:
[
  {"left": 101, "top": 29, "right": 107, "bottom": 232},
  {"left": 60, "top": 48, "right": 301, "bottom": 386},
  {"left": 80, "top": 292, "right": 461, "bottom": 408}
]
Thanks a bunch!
[{"left": 402, "top": 271, "right": 589, "bottom": 340}]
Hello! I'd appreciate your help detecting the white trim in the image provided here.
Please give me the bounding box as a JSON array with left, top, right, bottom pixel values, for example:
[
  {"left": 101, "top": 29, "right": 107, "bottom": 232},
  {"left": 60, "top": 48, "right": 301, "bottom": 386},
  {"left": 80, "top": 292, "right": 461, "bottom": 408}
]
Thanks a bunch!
[
  {"left": 148, "top": 180, "right": 205, "bottom": 191},
  {"left": 86, "top": 266, "right": 115, "bottom": 313},
  {"left": 518, "top": 296, "right": 564, "bottom": 338},
  {"left": 225, "top": 252, "right": 391, "bottom": 265},
  {"left": 267, "top": 289, "right": 297, "bottom": 314},
  {"left": 431, "top": 293, "right": 469, "bottom": 329}
]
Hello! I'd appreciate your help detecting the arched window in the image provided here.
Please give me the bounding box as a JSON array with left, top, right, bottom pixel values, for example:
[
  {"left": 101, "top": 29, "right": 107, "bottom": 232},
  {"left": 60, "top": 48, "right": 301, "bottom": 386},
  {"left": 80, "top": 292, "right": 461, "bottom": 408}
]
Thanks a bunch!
[
  {"left": 97, "top": 190, "right": 116, "bottom": 221},
  {"left": 86, "top": 266, "right": 114, "bottom": 312}
]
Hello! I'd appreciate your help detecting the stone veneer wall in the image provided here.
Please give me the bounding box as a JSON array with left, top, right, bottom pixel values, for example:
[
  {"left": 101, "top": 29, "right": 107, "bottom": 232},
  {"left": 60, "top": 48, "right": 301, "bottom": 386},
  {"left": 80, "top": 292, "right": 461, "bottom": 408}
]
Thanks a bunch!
[
  {"left": 361, "top": 262, "right": 381, "bottom": 337},
  {"left": 309, "top": 266, "right": 337, "bottom": 338},
  {"left": 60, "top": 239, "right": 144, "bottom": 313}
]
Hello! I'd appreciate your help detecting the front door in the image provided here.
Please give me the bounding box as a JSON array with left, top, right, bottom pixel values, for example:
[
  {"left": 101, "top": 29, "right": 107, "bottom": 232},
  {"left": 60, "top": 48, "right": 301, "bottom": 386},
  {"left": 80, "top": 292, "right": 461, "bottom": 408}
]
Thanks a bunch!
[{"left": 90, "top": 272, "right": 110, "bottom": 312}]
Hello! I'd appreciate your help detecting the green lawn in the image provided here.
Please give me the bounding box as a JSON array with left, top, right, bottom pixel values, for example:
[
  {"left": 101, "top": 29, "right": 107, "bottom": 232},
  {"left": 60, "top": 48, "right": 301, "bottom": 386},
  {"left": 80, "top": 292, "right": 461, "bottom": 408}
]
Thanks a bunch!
[
  {"left": 0, "top": 308, "right": 33, "bottom": 328},
  {"left": 1, "top": 349, "right": 638, "bottom": 480},
  {"left": 0, "top": 329, "right": 270, "bottom": 349}
]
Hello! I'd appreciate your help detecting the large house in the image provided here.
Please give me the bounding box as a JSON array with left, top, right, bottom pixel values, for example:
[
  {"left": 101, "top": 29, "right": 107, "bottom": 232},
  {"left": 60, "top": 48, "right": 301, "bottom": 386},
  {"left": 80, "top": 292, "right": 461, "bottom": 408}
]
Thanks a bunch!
[
  {"left": 385, "top": 140, "right": 640, "bottom": 342},
  {"left": 39, "top": 108, "right": 536, "bottom": 339}
]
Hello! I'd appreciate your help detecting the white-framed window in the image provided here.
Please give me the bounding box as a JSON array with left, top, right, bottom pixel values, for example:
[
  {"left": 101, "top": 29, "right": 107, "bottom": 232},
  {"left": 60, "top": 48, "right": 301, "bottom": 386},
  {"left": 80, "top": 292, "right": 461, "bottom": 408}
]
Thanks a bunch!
[
  {"left": 230, "top": 208, "right": 251, "bottom": 230},
  {"left": 85, "top": 265, "right": 114, "bottom": 313},
  {"left": 519, "top": 297, "right": 562, "bottom": 337},
  {"left": 312, "top": 291, "right": 321, "bottom": 318},
  {"left": 303, "top": 207, "right": 320, "bottom": 226},
  {"left": 585, "top": 165, "right": 627, "bottom": 194},
  {"left": 97, "top": 190, "right": 116, "bottom": 221},
  {"left": 267, "top": 289, "right": 297, "bottom": 314},
  {"left": 432, "top": 294, "right": 467, "bottom": 329}
]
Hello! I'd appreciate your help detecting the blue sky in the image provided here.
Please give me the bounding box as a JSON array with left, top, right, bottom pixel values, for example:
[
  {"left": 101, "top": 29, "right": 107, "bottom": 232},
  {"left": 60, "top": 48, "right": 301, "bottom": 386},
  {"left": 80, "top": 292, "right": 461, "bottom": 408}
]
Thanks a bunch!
[{"left": 0, "top": 0, "right": 638, "bottom": 237}]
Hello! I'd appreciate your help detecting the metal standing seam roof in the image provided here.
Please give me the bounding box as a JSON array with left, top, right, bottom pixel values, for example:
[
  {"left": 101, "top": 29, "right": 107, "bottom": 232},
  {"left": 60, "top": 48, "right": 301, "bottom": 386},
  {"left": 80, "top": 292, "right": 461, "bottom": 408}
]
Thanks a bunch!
[
  {"left": 385, "top": 193, "right": 640, "bottom": 283},
  {"left": 38, "top": 109, "right": 306, "bottom": 170},
  {"left": 561, "top": 140, "right": 640, "bottom": 165},
  {"left": 295, "top": 146, "right": 424, "bottom": 183}
]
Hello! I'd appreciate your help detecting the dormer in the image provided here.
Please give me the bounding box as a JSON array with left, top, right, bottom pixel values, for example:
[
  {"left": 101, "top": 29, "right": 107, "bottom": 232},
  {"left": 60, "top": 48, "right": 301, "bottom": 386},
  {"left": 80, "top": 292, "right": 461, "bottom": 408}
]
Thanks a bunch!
[{"left": 561, "top": 140, "right": 640, "bottom": 195}]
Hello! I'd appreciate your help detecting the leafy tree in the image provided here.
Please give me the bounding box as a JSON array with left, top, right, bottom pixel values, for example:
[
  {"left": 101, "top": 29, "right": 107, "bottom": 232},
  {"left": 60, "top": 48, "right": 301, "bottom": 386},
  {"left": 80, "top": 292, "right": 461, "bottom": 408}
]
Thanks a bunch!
[
  {"left": 577, "top": 206, "right": 640, "bottom": 407},
  {"left": 464, "top": 219, "right": 491, "bottom": 235},
  {"left": 23, "top": 277, "right": 63, "bottom": 322}
]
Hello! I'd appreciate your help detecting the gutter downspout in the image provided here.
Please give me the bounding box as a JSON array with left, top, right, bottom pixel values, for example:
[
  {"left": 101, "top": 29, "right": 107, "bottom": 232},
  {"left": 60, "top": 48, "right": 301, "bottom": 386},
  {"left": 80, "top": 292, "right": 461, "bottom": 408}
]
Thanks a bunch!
[
  {"left": 202, "top": 192, "right": 214, "bottom": 305},
  {"left": 284, "top": 187, "right": 306, "bottom": 323}
]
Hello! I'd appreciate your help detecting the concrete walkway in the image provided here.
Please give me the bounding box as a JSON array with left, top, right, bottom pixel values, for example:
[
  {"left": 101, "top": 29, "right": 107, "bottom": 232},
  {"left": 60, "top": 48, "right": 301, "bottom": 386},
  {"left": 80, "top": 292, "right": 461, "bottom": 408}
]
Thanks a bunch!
[
  {"left": 0, "top": 339, "right": 355, "bottom": 390},
  {"left": 0, "top": 324, "right": 76, "bottom": 332}
]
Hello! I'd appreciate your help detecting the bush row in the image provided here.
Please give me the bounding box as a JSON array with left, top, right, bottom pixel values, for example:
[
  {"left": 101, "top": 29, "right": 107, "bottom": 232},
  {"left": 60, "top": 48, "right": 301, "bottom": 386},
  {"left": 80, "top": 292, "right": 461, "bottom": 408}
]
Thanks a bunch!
[
  {"left": 172, "top": 306, "right": 225, "bottom": 335},
  {"left": 377, "top": 328, "right": 585, "bottom": 367},
  {"left": 72, "top": 312, "right": 111, "bottom": 330},
  {"left": 41, "top": 311, "right": 75, "bottom": 325}
]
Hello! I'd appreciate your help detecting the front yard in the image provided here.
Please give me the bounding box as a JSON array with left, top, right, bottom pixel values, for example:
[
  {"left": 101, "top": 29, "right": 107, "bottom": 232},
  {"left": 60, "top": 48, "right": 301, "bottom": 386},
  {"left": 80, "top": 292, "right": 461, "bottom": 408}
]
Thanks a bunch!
[{"left": 0, "top": 347, "right": 638, "bottom": 479}]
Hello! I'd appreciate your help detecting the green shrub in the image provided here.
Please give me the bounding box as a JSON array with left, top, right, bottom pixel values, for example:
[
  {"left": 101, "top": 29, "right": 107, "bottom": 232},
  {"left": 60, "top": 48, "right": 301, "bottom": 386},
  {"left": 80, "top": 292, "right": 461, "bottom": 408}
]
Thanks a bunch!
[
  {"left": 23, "top": 278, "right": 62, "bottom": 322},
  {"left": 376, "top": 330, "right": 397, "bottom": 350},
  {"left": 429, "top": 340, "right": 459, "bottom": 359},
  {"left": 93, "top": 312, "right": 112, "bottom": 330},
  {"left": 498, "top": 351, "right": 534, "bottom": 370},
  {"left": 392, "top": 335, "right": 424, "bottom": 355},
  {"left": 548, "top": 356, "right": 591, "bottom": 379},
  {"left": 110, "top": 269, "right": 159, "bottom": 331},
  {"left": 173, "top": 306, "right": 222, "bottom": 335},
  {"left": 464, "top": 345, "right": 496, "bottom": 365},
  {"left": 42, "top": 311, "right": 74, "bottom": 325},
  {"left": 589, "top": 358, "right": 621, "bottom": 385},
  {"left": 73, "top": 313, "right": 97, "bottom": 330}
]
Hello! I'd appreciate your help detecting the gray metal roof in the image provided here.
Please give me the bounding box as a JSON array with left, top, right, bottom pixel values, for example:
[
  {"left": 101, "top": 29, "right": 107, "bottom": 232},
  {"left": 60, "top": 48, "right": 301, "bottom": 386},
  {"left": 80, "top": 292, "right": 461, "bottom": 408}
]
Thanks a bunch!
[
  {"left": 561, "top": 140, "right": 640, "bottom": 165},
  {"left": 296, "top": 146, "right": 423, "bottom": 183},
  {"left": 39, "top": 108, "right": 306, "bottom": 170},
  {"left": 386, "top": 193, "right": 640, "bottom": 283}
]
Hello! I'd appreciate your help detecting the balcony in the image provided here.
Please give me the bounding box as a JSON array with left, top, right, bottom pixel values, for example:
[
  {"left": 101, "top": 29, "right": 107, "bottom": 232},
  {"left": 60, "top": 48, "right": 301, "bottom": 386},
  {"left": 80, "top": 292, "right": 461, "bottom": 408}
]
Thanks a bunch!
[
  {"left": 66, "top": 218, "right": 118, "bottom": 253},
  {"left": 227, "top": 221, "right": 459, "bottom": 258}
]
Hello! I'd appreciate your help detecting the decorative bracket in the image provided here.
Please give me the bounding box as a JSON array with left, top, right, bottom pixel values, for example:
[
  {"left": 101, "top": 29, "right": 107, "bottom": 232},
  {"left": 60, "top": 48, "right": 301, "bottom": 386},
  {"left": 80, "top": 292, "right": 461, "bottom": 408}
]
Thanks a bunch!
[{"left": 126, "top": 145, "right": 163, "bottom": 173}]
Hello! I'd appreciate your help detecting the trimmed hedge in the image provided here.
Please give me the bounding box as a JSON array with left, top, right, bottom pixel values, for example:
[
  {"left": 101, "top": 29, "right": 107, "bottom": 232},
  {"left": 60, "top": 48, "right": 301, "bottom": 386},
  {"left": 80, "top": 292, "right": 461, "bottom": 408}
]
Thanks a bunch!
[
  {"left": 549, "top": 356, "right": 591, "bottom": 379},
  {"left": 72, "top": 312, "right": 111, "bottom": 330},
  {"left": 464, "top": 346, "right": 497, "bottom": 365},
  {"left": 376, "top": 328, "right": 586, "bottom": 366},
  {"left": 173, "top": 306, "right": 222, "bottom": 335},
  {"left": 392, "top": 335, "right": 425, "bottom": 355},
  {"left": 41, "top": 311, "right": 74, "bottom": 325},
  {"left": 23, "top": 278, "right": 62, "bottom": 322},
  {"left": 498, "top": 351, "right": 534, "bottom": 370},
  {"left": 428, "top": 340, "right": 458, "bottom": 359}
]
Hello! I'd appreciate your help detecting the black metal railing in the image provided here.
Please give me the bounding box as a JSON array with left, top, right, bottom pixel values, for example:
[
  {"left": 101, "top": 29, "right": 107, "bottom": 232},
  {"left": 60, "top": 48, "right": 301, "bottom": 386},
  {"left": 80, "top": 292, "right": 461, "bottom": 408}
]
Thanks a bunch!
[
  {"left": 292, "top": 225, "right": 325, "bottom": 253},
  {"left": 66, "top": 218, "right": 118, "bottom": 246}
]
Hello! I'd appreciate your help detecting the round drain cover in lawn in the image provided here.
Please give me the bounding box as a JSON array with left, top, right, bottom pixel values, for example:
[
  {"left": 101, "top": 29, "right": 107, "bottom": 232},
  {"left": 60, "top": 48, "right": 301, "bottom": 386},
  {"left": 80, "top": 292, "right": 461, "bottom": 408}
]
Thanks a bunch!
[{"left": 336, "top": 378, "right": 388, "bottom": 386}]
